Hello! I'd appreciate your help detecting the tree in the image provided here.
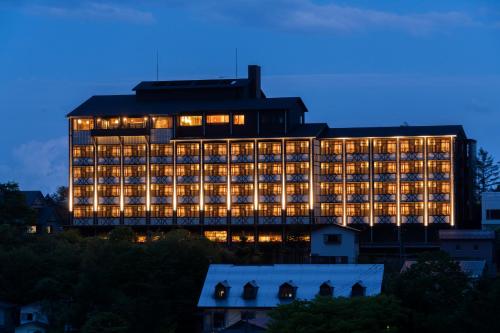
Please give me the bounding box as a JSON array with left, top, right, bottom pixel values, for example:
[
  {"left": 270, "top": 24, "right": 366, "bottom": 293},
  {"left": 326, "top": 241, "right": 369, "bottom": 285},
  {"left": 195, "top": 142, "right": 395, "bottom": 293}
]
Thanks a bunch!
[
  {"left": 81, "top": 312, "right": 129, "bottom": 333},
  {"left": 267, "top": 295, "right": 405, "bottom": 333},
  {"left": 475, "top": 148, "right": 500, "bottom": 197},
  {"left": 388, "top": 251, "right": 470, "bottom": 333},
  {"left": 0, "top": 182, "right": 36, "bottom": 225}
]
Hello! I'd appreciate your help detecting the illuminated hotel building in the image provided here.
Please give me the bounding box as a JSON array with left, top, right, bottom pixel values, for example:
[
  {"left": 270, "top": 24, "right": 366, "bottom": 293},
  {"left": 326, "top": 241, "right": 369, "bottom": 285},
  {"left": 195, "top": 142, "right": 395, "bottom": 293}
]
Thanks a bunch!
[{"left": 67, "top": 65, "right": 476, "bottom": 246}]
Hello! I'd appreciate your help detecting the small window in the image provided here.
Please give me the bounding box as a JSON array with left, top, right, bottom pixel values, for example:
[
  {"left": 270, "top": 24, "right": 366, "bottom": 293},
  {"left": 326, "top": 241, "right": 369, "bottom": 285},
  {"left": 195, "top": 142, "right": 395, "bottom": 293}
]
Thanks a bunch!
[
  {"left": 243, "top": 281, "right": 258, "bottom": 300},
  {"left": 179, "top": 115, "right": 202, "bottom": 126},
  {"left": 279, "top": 281, "right": 297, "bottom": 300},
  {"left": 486, "top": 209, "right": 500, "bottom": 220},
  {"left": 214, "top": 281, "right": 230, "bottom": 299},
  {"left": 233, "top": 114, "right": 245, "bottom": 125},
  {"left": 351, "top": 282, "right": 366, "bottom": 297},
  {"left": 319, "top": 281, "right": 334, "bottom": 297},
  {"left": 207, "top": 114, "right": 229, "bottom": 124},
  {"left": 27, "top": 226, "right": 37, "bottom": 234},
  {"left": 324, "top": 234, "right": 342, "bottom": 244}
]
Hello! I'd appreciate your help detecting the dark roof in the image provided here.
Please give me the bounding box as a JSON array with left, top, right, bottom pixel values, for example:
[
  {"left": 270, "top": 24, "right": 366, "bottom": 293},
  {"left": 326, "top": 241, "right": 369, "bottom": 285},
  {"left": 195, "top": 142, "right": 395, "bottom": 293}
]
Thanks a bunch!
[
  {"left": 133, "top": 79, "right": 250, "bottom": 91},
  {"left": 21, "top": 191, "right": 44, "bottom": 207},
  {"left": 67, "top": 95, "right": 307, "bottom": 117},
  {"left": 322, "top": 125, "right": 466, "bottom": 138},
  {"left": 439, "top": 230, "right": 495, "bottom": 240},
  {"left": 287, "top": 123, "right": 328, "bottom": 137}
]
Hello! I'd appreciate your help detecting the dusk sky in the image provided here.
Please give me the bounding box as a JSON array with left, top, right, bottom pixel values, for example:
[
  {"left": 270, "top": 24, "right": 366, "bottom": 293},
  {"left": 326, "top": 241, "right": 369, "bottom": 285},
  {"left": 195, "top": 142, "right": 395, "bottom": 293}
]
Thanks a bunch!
[{"left": 1, "top": 0, "right": 499, "bottom": 194}]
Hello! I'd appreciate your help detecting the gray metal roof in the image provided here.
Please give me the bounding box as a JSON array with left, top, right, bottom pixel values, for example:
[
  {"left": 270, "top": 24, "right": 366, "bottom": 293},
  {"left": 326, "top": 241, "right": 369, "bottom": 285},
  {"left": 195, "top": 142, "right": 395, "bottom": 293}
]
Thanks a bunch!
[
  {"left": 439, "top": 230, "right": 495, "bottom": 240},
  {"left": 198, "top": 264, "right": 384, "bottom": 309}
]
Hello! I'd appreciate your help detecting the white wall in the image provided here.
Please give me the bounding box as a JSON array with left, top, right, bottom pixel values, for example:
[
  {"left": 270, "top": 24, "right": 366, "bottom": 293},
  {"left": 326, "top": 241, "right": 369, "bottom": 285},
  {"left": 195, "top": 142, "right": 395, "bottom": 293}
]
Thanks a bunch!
[{"left": 482, "top": 192, "right": 500, "bottom": 230}]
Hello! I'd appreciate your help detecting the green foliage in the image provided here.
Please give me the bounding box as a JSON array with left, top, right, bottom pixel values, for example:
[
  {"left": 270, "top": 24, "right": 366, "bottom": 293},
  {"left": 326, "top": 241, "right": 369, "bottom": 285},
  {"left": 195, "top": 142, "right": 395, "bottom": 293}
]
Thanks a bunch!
[
  {"left": 0, "top": 181, "right": 36, "bottom": 225},
  {"left": 0, "top": 228, "right": 224, "bottom": 333},
  {"left": 387, "top": 251, "right": 470, "bottom": 333},
  {"left": 268, "top": 295, "right": 405, "bottom": 333},
  {"left": 81, "top": 312, "right": 129, "bottom": 333},
  {"left": 476, "top": 148, "right": 500, "bottom": 197}
]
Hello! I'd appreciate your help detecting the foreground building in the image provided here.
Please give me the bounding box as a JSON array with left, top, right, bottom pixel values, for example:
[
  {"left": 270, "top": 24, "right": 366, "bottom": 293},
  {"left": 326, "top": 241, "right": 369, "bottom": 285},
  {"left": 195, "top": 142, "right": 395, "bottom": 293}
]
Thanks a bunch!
[
  {"left": 67, "top": 65, "right": 476, "bottom": 247},
  {"left": 197, "top": 264, "right": 384, "bottom": 332},
  {"left": 482, "top": 191, "right": 500, "bottom": 231}
]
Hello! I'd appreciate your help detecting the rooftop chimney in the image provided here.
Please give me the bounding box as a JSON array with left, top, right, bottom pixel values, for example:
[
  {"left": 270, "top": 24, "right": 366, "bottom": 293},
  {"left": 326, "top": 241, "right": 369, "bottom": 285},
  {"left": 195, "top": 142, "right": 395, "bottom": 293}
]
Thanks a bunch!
[{"left": 248, "top": 65, "right": 261, "bottom": 99}]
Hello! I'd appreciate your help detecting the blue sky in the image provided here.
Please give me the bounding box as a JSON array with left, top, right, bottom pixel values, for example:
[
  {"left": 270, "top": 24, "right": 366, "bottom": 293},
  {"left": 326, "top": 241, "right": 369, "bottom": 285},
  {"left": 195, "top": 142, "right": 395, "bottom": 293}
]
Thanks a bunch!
[{"left": 1, "top": 0, "right": 499, "bottom": 193}]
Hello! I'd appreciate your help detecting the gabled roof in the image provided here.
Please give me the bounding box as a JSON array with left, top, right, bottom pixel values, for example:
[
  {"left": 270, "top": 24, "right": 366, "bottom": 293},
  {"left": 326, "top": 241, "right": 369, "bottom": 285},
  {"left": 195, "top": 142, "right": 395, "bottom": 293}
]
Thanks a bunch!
[
  {"left": 21, "top": 191, "right": 44, "bottom": 207},
  {"left": 133, "top": 78, "right": 251, "bottom": 91},
  {"left": 322, "top": 125, "right": 466, "bottom": 139},
  {"left": 67, "top": 95, "right": 307, "bottom": 117},
  {"left": 439, "top": 230, "right": 495, "bottom": 240},
  {"left": 198, "top": 264, "right": 384, "bottom": 309}
]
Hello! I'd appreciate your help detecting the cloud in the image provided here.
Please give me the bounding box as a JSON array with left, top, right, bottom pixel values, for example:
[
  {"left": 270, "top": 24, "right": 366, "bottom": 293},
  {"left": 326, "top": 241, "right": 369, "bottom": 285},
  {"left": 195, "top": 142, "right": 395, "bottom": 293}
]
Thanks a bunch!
[
  {"left": 0, "top": 137, "right": 67, "bottom": 194},
  {"left": 27, "top": 2, "right": 155, "bottom": 24},
  {"left": 182, "top": 0, "right": 480, "bottom": 35}
]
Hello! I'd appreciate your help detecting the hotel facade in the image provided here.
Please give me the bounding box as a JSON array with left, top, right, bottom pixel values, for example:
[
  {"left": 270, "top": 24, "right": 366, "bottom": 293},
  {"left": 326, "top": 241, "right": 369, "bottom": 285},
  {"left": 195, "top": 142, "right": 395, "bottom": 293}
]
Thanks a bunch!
[{"left": 67, "top": 65, "right": 476, "bottom": 245}]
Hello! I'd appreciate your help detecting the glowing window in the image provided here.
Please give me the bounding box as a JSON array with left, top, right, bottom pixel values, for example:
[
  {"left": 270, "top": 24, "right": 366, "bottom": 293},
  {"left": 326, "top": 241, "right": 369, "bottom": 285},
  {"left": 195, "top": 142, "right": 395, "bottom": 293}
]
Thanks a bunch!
[
  {"left": 73, "top": 118, "right": 94, "bottom": 130},
  {"left": 179, "top": 115, "right": 202, "bottom": 126},
  {"left": 233, "top": 114, "right": 245, "bottom": 125},
  {"left": 258, "top": 233, "right": 282, "bottom": 242},
  {"left": 204, "top": 230, "right": 227, "bottom": 242},
  {"left": 207, "top": 115, "right": 229, "bottom": 124},
  {"left": 153, "top": 117, "right": 172, "bottom": 129}
]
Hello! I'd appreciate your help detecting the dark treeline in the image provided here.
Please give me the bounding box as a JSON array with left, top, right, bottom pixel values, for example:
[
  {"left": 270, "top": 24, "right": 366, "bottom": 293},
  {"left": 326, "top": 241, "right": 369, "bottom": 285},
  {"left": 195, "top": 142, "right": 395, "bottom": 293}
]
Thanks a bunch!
[{"left": 0, "top": 225, "right": 243, "bottom": 332}]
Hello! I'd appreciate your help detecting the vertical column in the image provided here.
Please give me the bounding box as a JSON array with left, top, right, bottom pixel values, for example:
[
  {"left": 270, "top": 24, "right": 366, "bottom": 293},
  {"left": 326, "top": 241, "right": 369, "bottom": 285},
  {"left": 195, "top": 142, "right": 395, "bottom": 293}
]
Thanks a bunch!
[
  {"left": 68, "top": 120, "right": 73, "bottom": 223},
  {"left": 342, "top": 139, "right": 347, "bottom": 226},
  {"left": 281, "top": 139, "right": 286, "bottom": 224},
  {"left": 396, "top": 138, "right": 401, "bottom": 227},
  {"left": 200, "top": 141, "right": 204, "bottom": 225},
  {"left": 93, "top": 137, "right": 98, "bottom": 225},
  {"left": 424, "top": 137, "right": 429, "bottom": 227},
  {"left": 369, "top": 139, "right": 373, "bottom": 227},
  {"left": 309, "top": 138, "right": 314, "bottom": 224},
  {"left": 254, "top": 140, "right": 258, "bottom": 214},
  {"left": 146, "top": 137, "right": 151, "bottom": 225},
  {"left": 227, "top": 140, "right": 231, "bottom": 225},
  {"left": 450, "top": 136, "right": 455, "bottom": 227},
  {"left": 173, "top": 141, "right": 177, "bottom": 225},
  {"left": 119, "top": 137, "right": 124, "bottom": 225}
]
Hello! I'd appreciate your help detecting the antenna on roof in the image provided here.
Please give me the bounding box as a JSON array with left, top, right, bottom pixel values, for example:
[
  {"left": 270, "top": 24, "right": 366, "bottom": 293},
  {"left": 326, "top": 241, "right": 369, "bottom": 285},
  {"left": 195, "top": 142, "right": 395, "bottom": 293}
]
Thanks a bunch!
[
  {"left": 235, "top": 48, "right": 238, "bottom": 79},
  {"left": 156, "top": 50, "right": 159, "bottom": 81}
]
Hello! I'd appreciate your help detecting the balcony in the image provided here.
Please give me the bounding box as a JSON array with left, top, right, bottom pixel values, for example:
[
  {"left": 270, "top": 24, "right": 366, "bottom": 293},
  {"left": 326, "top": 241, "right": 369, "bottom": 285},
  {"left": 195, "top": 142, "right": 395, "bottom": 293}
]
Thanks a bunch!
[
  {"left": 372, "top": 153, "right": 396, "bottom": 161},
  {"left": 285, "top": 153, "right": 309, "bottom": 162},
  {"left": 258, "top": 154, "right": 281, "bottom": 162},
  {"left": 319, "top": 194, "right": 342, "bottom": 203},
  {"left": 177, "top": 196, "right": 199, "bottom": 204},
  {"left": 73, "top": 178, "right": 94, "bottom": 185},
  {"left": 400, "top": 152, "right": 424, "bottom": 160},
  {"left": 91, "top": 128, "right": 150, "bottom": 137},
  {"left": 400, "top": 173, "right": 424, "bottom": 181},
  {"left": 319, "top": 154, "right": 342, "bottom": 162},
  {"left": 124, "top": 197, "right": 146, "bottom": 204},
  {"left": 231, "top": 216, "right": 254, "bottom": 225},
  {"left": 231, "top": 154, "right": 254, "bottom": 163},
  {"left": 150, "top": 156, "right": 173, "bottom": 164},
  {"left": 373, "top": 174, "right": 396, "bottom": 181},
  {"left": 258, "top": 216, "right": 282, "bottom": 225},
  {"left": 401, "top": 193, "right": 424, "bottom": 202},
  {"left": 286, "top": 216, "right": 310, "bottom": 224},
  {"left": 151, "top": 176, "right": 173, "bottom": 184},
  {"left": 232, "top": 195, "right": 253, "bottom": 204},
  {"left": 204, "top": 217, "right": 227, "bottom": 225},
  {"left": 205, "top": 195, "right": 226, "bottom": 204},
  {"left": 286, "top": 194, "right": 309, "bottom": 203},
  {"left": 204, "top": 155, "right": 227, "bottom": 163},
  {"left": 98, "top": 157, "right": 120, "bottom": 165},
  {"left": 123, "top": 156, "right": 146, "bottom": 164},
  {"left": 73, "top": 157, "right": 94, "bottom": 166},
  {"left": 317, "top": 216, "right": 343, "bottom": 225},
  {"left": 98, "top": 197, "right": 120, "bottom": 205},
  {"left": 176, "top": 155, "right": 200, "bottom": 164},
  {"left": 429, "top": 193, "right": 450, "bottom": 201},
  {"left": 286, "top": 174, "right": 309, "bottom": 182},
  {"left": 428, "top": 173, "right": 450, "bottom": 181},
  {"left": 346, "top": 153, "right": 369, "bottom": 162},
  {"left": 347, "top": 194, "right": 369, "bottom": 203},
  {"left": 374, "top": 216, "right": 397, "bottom": 224},
  {"left": 123, "top": 176, "right": 146, "bottom": 184},
  {"left": 373, "top": 194, "right": 396, "bottom": 202},
  {"left": 259, "top": 195, "right": 281, "bottom": 203},
  {"left": 231, "top": 175, "right": 253, "bottom": 183},
  {"left": 428, "top": 152, "right": 450, "bottom": 160},
  {"left": 176, "top": 175, "right": 200, "bottom": 183},
  {"left": 204, "top": 175, "right": 227, "bottom": 183},
  {"left": 150, "top": 196, "right": 173, "bottom": 204},
  {"left": 258, "top": 174, "right": 281, "bottom": 182},
  {"left": 429, "top": 215, "right": 450, "bottom": 223},
  {"left": 347, "top": 216, "right": 369, "bottom": 224},
  {"left": 150, "top": 217, "right": 174, "bottom": 225},
  {"left": 401, "top": 216, "right": 424, "bottom": 224},
  {"left": 346, "top": 174, "right": 369, "bottom": 182}
]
